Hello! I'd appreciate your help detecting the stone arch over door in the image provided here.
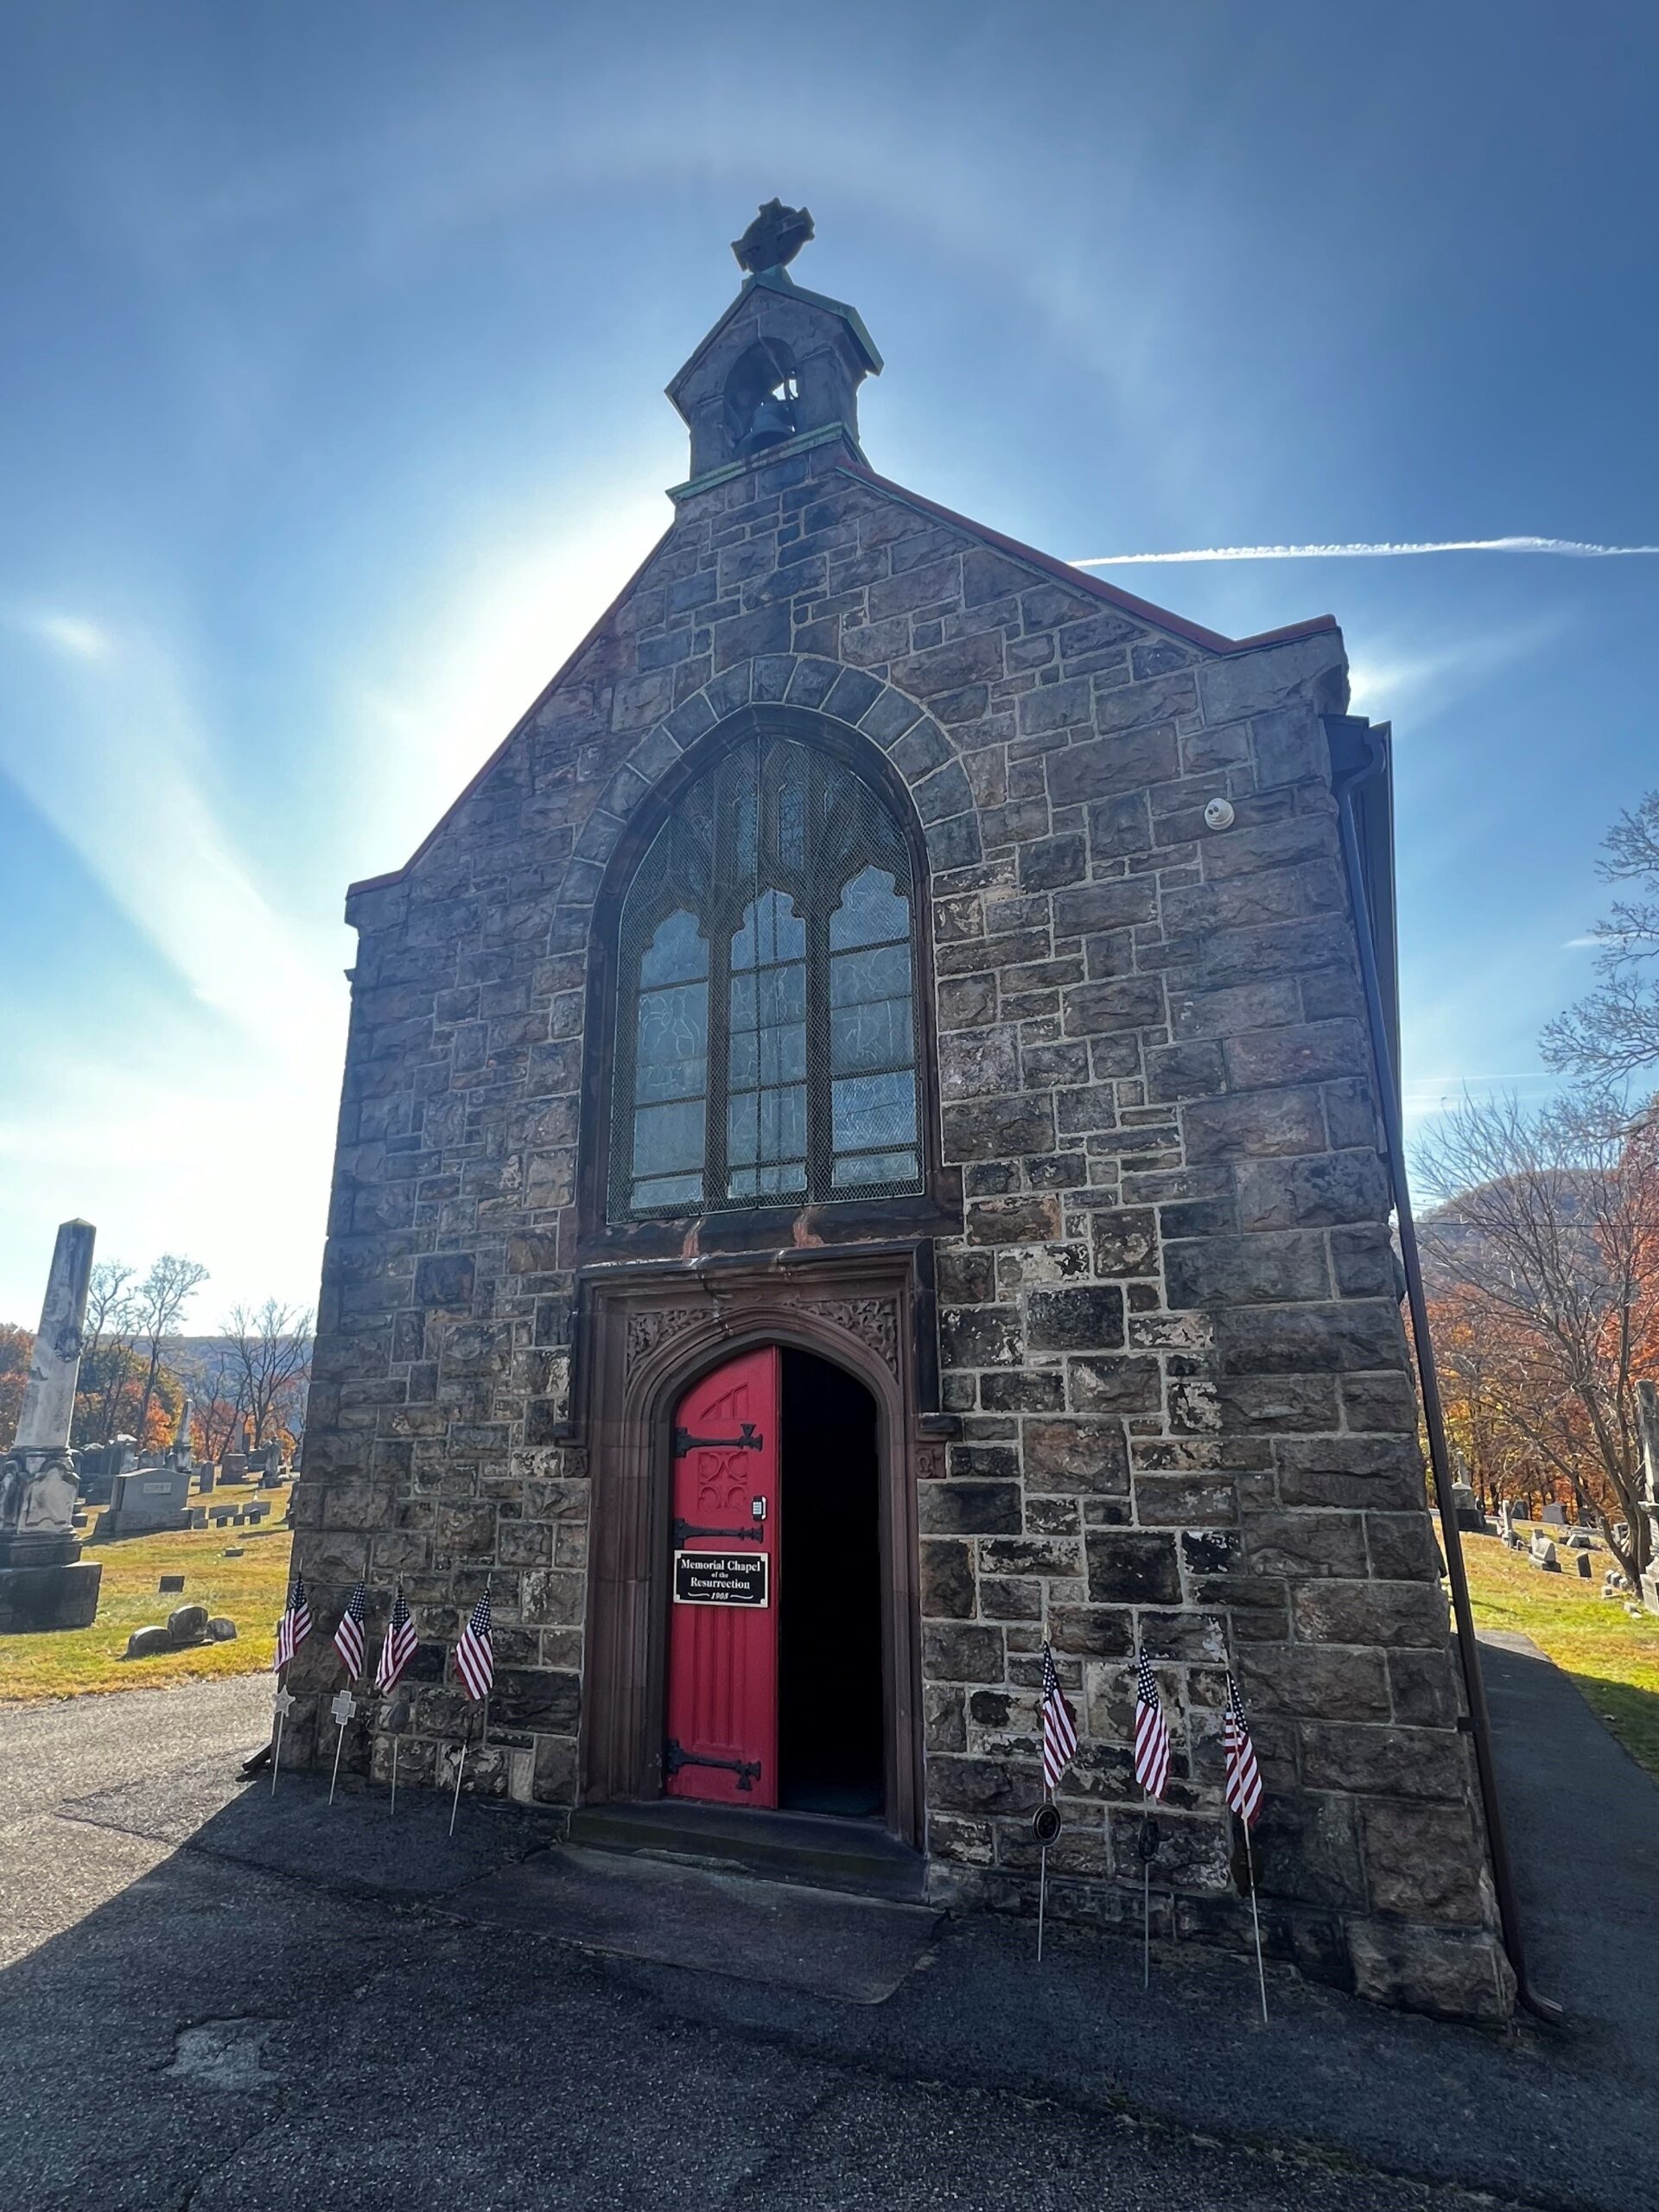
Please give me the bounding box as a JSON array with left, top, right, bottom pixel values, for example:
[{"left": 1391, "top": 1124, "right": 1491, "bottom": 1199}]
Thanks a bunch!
[{"left": 579, "top": 1249, "right": 930, "bottom": 1847}]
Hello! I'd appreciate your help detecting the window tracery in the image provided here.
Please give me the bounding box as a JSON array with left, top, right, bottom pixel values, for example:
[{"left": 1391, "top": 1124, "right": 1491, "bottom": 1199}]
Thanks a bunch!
[{"left": 610, "top": 731, "right": 924, "bottom": 1221}]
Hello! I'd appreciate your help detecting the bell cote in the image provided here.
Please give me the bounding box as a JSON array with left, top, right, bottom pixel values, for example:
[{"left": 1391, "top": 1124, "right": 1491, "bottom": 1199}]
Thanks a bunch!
[{"left": 666, "top": 201, "right": 882, "bottom": 492}]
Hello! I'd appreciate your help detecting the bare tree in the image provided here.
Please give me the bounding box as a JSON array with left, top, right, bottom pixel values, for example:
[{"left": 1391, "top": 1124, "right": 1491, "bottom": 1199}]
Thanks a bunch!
[
  {"left": 130, "top": 1255, "right": 209, "bottom": 1449},
  {"left": 75, "top": 1261, "right": 137, "bottom": 1446},
  {"left": 1542, "top": 789, "right": 1659, "bottom": 1085},
  {"left": 178, "top": 1338, "right": 247, "bottom": 1464},
  {"left": 223, "top": 1300, "right": 314, "bottom": 1450},
  {"left": 1417, "top": 1091, "right": 1657, "bottom": 1583}
]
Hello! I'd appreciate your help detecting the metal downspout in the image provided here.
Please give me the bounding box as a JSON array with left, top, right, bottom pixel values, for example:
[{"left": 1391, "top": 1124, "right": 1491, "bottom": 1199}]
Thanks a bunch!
[{"left": 1328, "top": 718, "right": 1560, "bottom": 2024}]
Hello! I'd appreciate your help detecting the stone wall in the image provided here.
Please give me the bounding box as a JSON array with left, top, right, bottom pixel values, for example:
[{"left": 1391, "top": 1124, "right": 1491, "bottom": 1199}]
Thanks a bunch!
[{"left": 291, "top": 428, "right": 1509, "bottom": 2020}]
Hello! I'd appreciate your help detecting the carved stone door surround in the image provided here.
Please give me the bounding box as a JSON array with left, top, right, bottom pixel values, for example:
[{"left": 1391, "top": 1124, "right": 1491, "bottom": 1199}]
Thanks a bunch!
[{"left": 579, "top": 1244, "right": 926, "bottom": 1846}]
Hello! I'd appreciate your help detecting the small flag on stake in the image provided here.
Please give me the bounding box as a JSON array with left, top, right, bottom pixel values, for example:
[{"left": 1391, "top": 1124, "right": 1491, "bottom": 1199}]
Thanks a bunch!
[
  {"left": 1039, "top": 1640, "right": 1077, "bottom": 1791},
  {"left": 377, "top": 1585, "right": 419, "bottom": 1819},
  {"left": 454, "top": 1590, "right": 494, "bottom": 1701},
  {"left": 449, "top": 1589, "right": 494, "bottom": 1837},
  {"left": 1224, "top": 1671, "right": 1262, "bottom": 1827},
  {"left": 334, "top": 1581, "right": 367, "bottom": 1681},
  {"left": 377, "top": 1586, "right": 418, "bottom": 1694},
  {"left": 1132, "top": 1649, "right": 1170, "bottom": 1800},
  {"left": 1133, "top": 1647, "right": 1170, "bottom": 1989},
  {"left": 274, "top": 1573, "right": 311, "bottom": 1672},
  {"left": 1224, "top": 1669, "right": 1270, "bottom": 2024}
]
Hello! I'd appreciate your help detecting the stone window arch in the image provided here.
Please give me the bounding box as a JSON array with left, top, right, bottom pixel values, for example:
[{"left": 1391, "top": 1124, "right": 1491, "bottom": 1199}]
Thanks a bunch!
[{"left": 606, "top": 723, "right": 926, "bottom": 1223}]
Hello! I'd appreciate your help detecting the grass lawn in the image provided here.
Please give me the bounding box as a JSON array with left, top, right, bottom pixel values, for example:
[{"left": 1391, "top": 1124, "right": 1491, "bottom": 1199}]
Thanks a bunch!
[
  {"left": 0, "top": 1488, "right": 293, "bottom": 1704},
  {"left": 1461, "top": 1530, "right": 1659, "bottom": 1781}
]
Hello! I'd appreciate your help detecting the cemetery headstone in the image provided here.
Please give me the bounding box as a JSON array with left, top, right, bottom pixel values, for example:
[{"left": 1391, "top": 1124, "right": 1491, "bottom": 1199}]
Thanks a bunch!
[
  {"left": 1541, "top": 1502, "right": 1567, "bottom": 1527},
  {"left": 0, "top": 1221, "right": 104, "bottom": 1631},
  {"left": 1530, "top": 1535, "right": 1560, "bottom": 1573},
  {"left": 103, "top": 1459, "right": 195, "bottom": 1540}
]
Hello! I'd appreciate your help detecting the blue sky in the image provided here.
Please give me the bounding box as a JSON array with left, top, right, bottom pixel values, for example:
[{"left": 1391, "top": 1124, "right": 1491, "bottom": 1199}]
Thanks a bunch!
[{"left": 2, "top": 1, "right": 1655, "bottom": 1323}]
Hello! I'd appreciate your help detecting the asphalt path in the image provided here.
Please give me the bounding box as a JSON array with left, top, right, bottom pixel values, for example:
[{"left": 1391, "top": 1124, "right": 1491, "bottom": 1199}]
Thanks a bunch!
[{"left": 0, "top": 1652, "right": 1651, "bottom": 2212}]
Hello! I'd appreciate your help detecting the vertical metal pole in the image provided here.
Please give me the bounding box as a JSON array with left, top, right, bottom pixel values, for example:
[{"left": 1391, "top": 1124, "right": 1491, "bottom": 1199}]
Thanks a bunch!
[
  {"left": 390, "top": 1736, "right": 399, "bottom": 1818},
  {"left": 1142, "top": 1859, "right": 1151, "bottom": 1989},
  {"left": 1037, "top": 1847, "right": 1047, "bottom": 1963},
  {"left": 270, "top": 1710, "right": 284, "bottom": 1796},
  {"left": 1243, "top": 1823, "right": 1268, "bottom": 2024},
  {"left": 328, "top": 1722, "right": 346, "bottom": 1807},
  {"left": 1332, "top": 744, "right": 1558, "bottom": 2024}
]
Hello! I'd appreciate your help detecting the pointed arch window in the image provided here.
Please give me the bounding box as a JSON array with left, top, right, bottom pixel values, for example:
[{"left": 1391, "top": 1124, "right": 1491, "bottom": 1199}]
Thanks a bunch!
[{"left": 610, "top": 732, "right": 925, "bottom": 1220}]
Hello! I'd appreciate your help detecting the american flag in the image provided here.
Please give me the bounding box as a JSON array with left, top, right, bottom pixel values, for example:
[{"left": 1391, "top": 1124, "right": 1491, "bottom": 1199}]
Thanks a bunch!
[
  {"left": 274, "top": 1573, "right": 311, "bottom": 1672},
  {"left": 376, "top": 1585, "right": 418, "bottom": 1694},
  {"left": 454, "top": 1590, "right": 494, "bottom": 1702},
  {"left": 1133, "top": 1649, "right": 1170, "bottom": 1800},
  {"left": 1039, "top": 1640, "right": 1077, "bottom": 1790},
  {"left": 1224, "top": 1670, "right": 1263, "bottom": 1827},
  {"left": 334, "top": 1581, "right": 367, "bottom": 1681}
]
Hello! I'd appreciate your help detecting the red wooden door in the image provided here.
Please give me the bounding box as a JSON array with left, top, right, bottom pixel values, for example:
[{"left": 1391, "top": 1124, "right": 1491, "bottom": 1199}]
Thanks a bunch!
[{"left": 665, "top": 1347, "right": 780, "bottom": 1808}]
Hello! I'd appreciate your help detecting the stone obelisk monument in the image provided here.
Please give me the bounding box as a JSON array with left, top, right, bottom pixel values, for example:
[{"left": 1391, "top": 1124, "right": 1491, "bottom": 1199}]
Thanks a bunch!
[{"left": 0, "top": 1221, "right": 103, "bottom": 1631}]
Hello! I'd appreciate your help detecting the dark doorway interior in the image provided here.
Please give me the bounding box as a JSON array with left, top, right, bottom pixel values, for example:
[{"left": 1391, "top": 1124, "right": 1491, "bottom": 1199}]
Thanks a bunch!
[{"left": 779, "top": 1349, "right": 885, "bottom": 1818}]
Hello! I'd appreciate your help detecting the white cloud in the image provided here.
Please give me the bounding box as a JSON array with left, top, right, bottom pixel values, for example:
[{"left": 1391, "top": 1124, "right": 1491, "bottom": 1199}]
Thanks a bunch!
[
  {"left": 1072, "top": 537, "right": 1659, "bottom": 567},
  {"left": 9, "top": 607, "right": 115, "bottom": 661}
]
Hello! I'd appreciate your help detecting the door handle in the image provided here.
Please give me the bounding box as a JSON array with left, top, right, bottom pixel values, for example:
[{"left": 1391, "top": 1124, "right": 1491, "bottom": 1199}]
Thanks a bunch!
[
  {"left": 674, "top": 1423, "right": 764, "bottom": 1459},
  {"left": 672, "top": 1518, "right": 766, "bottom": 1545}
]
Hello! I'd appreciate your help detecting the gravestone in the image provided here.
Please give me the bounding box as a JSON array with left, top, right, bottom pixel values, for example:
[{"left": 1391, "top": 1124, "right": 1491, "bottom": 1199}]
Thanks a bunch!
[
  {"left": 0, "top": 1221, "right": 103, "bottom": 1631},
  {"left": 1541, "top": 1503, "right": 1567, "bottom": 1527},
  {"left": 1449, "top": 1478, "right": 1488, "bottom": 1534},
  {"left": 1530, "top": 1535, "right": 1560, "bottom": 1573},
  {"left": 1575, "top": 1551, "right": 1592, "bottom": 1579},
  {"left": 104, "top": 1459, "right": 195, "bottom": 1539},
  {"left": 1637, "top": 1382, "right": 1659, "bottom": 1617}
]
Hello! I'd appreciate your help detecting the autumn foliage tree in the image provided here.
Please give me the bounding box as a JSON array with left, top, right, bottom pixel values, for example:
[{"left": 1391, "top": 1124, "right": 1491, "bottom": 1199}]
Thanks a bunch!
[{"left": 1418, "top": 1092, "right": 1658, "bottom": 1586}]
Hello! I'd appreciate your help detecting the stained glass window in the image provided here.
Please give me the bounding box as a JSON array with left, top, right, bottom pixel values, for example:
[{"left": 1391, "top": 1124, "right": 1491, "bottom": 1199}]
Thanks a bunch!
[{"left": 609, "top": 728, "right": 925, "bottom": 1220}]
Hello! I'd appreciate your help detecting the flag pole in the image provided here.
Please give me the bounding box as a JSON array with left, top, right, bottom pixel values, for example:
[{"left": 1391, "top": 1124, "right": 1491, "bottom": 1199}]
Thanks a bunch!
[
  {"left": 329, "top": 1711, "right": 347, "bottom": 1805},
  {"left": 449, "top": 1735, "right": 467, "bottom": 1836},
  {"left": 1038, "top": 1844, "right": 1048, "bottom": 1962},
  {"left": 270, "top": 1678, "right": 286, "bottom": 1797},
  {"left": 1140, "top": 1810, "right": 1156, "bottom": 1989},
  {"left": 389, "top": 1732, "right": 399, "bottom": 1818},
  {"left": 1243, "top": 1818, "right": 1269, "bottom": 2024}
]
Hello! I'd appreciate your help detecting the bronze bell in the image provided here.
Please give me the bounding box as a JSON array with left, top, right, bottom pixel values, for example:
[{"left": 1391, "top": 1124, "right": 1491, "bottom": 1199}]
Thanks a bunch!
[{"left": 742, "top": 393, "right": 797, "bottom": 452}]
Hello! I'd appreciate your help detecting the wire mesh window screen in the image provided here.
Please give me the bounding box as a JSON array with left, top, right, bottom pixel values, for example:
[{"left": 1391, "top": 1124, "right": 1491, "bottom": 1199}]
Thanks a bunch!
[{"left": 610, "top": 732, "right": 925, "bottom": 1221}]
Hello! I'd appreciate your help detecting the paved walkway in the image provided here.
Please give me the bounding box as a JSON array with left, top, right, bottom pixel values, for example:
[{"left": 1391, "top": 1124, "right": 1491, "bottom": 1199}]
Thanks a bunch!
[{"left": 0, "top": 1642, "right": 1652, "bottom": 2211}]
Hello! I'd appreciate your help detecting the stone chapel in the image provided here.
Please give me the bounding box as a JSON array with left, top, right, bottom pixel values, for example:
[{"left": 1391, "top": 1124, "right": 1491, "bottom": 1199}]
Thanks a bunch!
[{"left": 289, "top": 203, "right": 1511, "bottom": 2020}]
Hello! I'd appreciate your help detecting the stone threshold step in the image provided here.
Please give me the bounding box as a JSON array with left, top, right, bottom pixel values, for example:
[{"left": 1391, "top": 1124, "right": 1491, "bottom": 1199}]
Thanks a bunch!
[{"left": 568, "top": 1800, "right": 926, "bottom": 1903}]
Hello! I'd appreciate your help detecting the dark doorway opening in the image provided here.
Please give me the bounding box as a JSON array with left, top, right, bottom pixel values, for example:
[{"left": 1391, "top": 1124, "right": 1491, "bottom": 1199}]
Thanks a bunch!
[{"left": 779, "top": 1349, "right": 885, "bottom": 1819}]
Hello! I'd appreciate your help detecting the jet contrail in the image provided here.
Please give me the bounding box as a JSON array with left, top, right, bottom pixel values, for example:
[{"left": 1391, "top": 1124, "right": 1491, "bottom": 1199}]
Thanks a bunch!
[{"left": 1073, "top": 536, "right": 1659, "bottom": 567}]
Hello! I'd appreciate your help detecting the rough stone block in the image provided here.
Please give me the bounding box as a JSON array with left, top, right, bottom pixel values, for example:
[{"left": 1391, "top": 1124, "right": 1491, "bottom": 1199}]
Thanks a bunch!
[
  {"left": 1023, "top": 1419, "right": 1130, "bottom": 1492},
  {"left": 1165, "top": 1232, "right": 1331, "bottom": 1309},
  {"left": 1084, "top": 1531, "right": 1180, "bottom": 1605},
  {"left": 917, "top": 1482, "right": 1022, "bottom": 1535},
  {"left": 922, "top": 1623, "right": 1006, "bottom": 1682},
  {"left": 1026, "top": 1285, "right": 1126, "bottom": 1351}
]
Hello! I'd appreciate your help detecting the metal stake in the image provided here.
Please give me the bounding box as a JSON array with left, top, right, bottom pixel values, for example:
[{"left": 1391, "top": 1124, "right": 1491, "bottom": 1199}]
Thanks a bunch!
[
  {"left": 389, "top": 1735, "right": 399, "bottom": 1818},
  {"left": 1139, "top": 1810, "right": 1158, "bottom": 1989},
  {"left": 449, "top": 1740, "right": 467, "bottom": 1836},
  {"left": 1038, "top": 1846, "right": 1048, "bottom": 1963},
  {"left": 1243, "top": 1821, "right": 1269, "bottom": 2024},
  {"left": 269, "top": 1676, "right": 294, "bottom": 1796},
  {"left": 328, "top": 1723, "right": 346, "bottom": 1806}
]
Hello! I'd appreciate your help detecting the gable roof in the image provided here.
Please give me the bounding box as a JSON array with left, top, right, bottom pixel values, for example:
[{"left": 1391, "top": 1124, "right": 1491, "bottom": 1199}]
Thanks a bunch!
[
  {"left": 347, "top": 467, "right": 1337, "bottom": 898},
  {"left": 666, "top": 268, "right": 883, "bottom": 402},
  {"left": 840, "top": 461, "right": 1337, "bottom": 655}
]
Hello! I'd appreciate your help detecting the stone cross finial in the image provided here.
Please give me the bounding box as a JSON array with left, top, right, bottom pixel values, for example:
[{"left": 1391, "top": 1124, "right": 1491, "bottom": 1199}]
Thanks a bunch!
[{"left": 732, "top": 200, "right": 814, "bottom": 276}]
